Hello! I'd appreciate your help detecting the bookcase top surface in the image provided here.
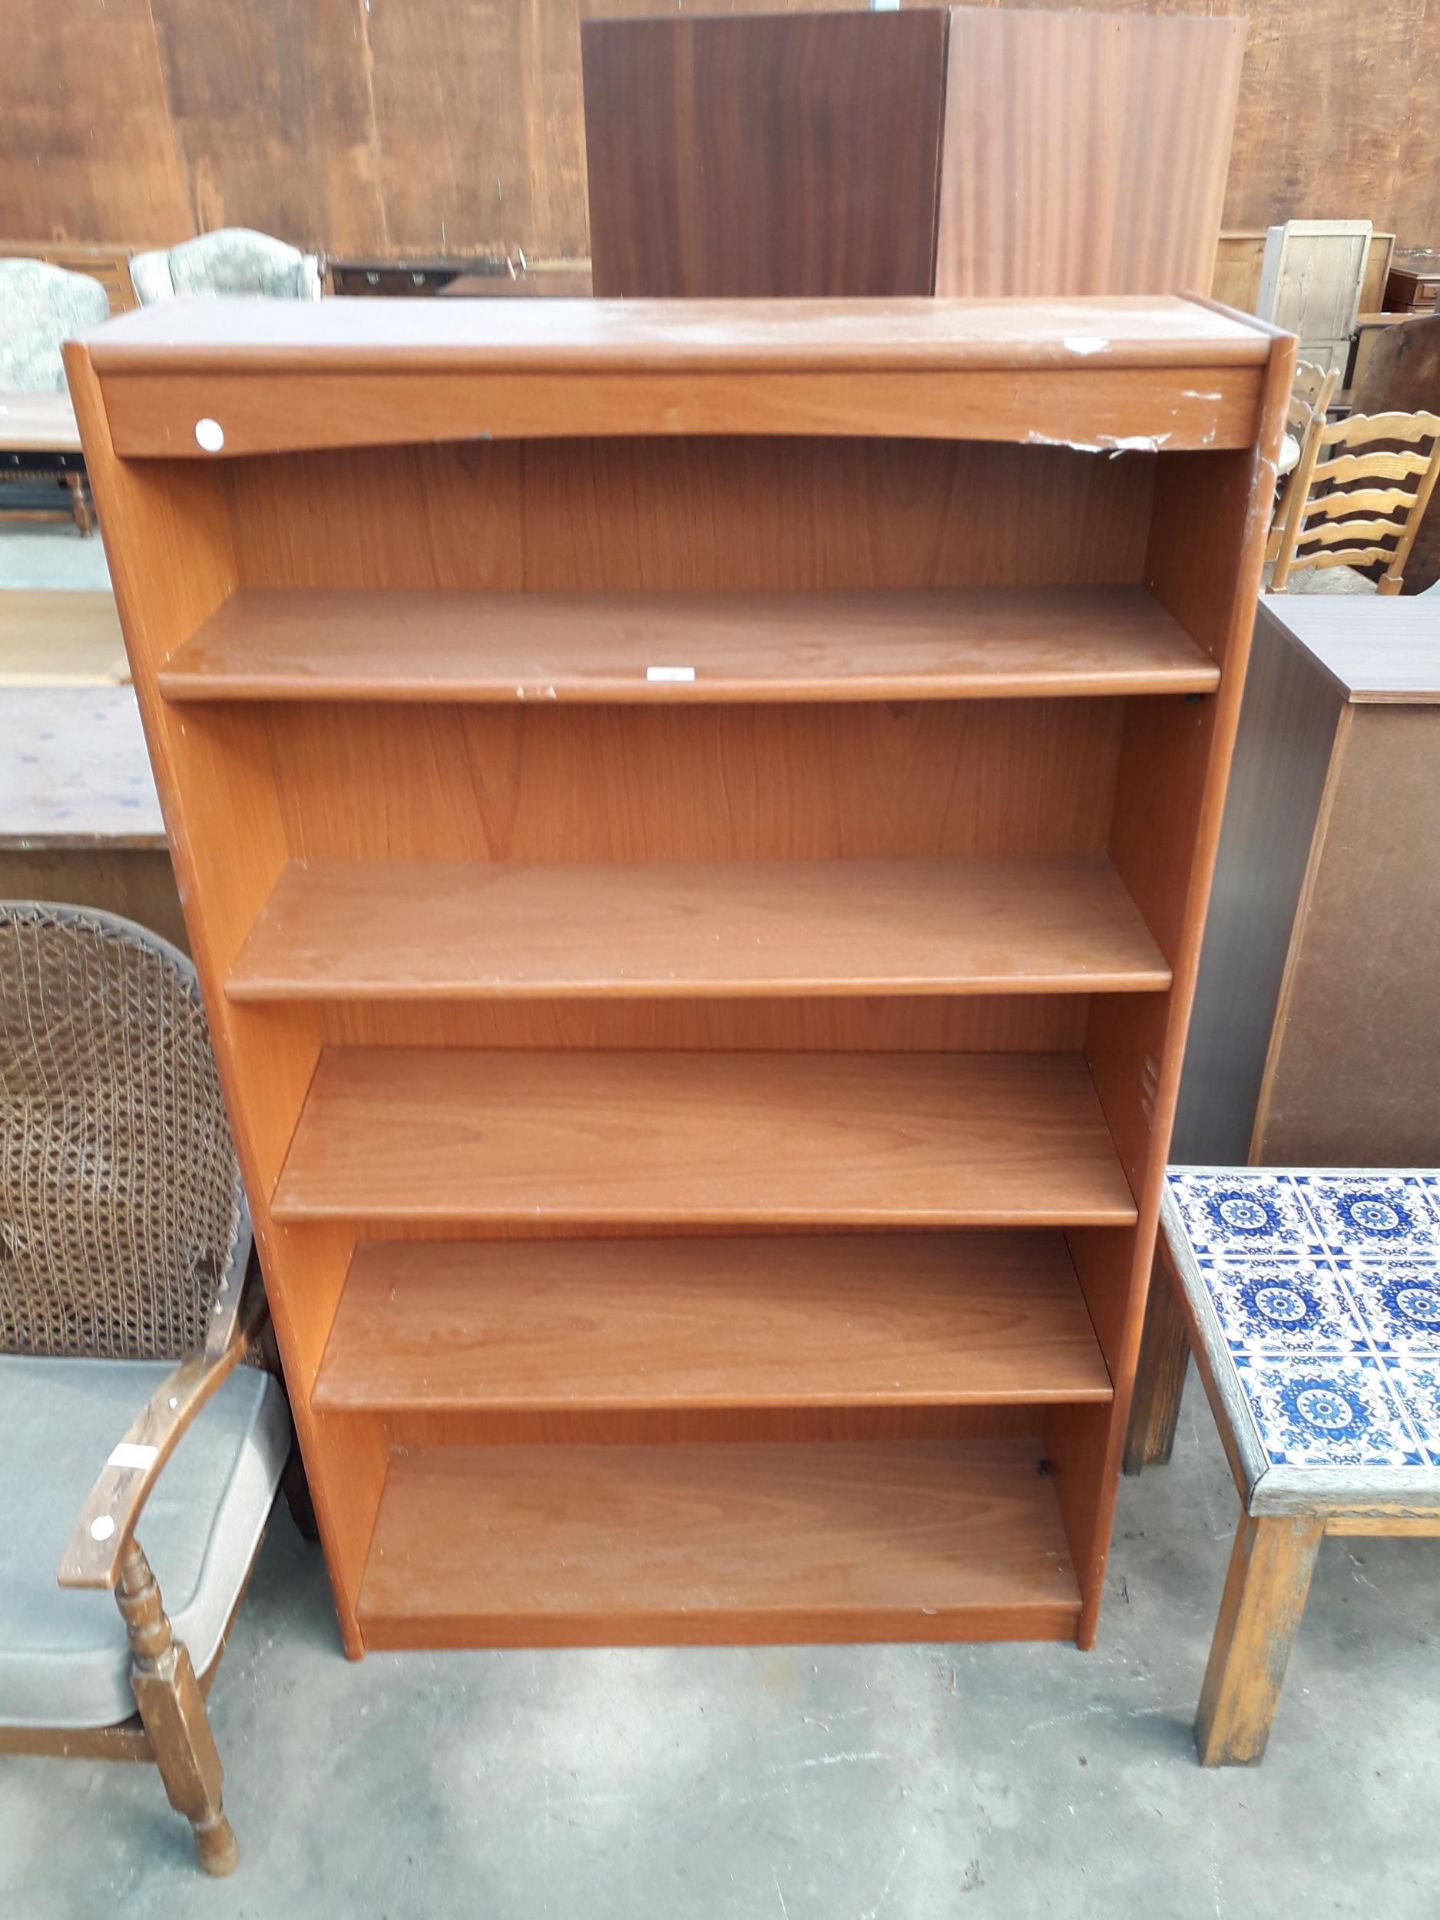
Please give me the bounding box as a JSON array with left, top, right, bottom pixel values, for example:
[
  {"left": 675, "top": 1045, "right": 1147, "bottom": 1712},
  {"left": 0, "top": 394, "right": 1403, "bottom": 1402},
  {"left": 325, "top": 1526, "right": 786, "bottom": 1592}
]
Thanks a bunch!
[{"left": 82, "top": 293, "right": 1273, "bottom": 373}]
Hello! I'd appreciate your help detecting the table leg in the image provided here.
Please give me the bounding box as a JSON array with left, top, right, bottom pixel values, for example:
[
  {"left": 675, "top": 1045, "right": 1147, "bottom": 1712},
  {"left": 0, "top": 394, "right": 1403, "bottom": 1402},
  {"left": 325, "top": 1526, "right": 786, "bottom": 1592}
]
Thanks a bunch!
[
  {"left": 1123, "top": 1251, "right": 1190, "bottom": 1473},
  {"left": 1195, "top": 1513, "right": 1323, "bottom": 1766}
]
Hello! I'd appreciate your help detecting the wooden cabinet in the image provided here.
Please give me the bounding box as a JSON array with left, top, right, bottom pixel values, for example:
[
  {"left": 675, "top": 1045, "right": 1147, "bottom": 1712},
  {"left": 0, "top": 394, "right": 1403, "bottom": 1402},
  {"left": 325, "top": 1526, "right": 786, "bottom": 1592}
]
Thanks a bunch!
[
  {"left": 1172, "top": 594, "right": 1440, "bottom": 1170},
  {"left": 68, "top": 295, "right": 1290, "bottom": 1656},
  {"left": 583, "top": 8, "right": 1243, "bottom": 300}
]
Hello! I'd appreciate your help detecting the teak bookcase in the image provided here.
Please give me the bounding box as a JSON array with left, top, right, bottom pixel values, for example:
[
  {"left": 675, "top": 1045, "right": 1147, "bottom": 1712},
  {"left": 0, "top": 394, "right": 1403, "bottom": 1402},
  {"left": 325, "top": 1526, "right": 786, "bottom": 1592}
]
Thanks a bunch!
[{"left": 68, "top": 297, "right": 1292, "bottom": 1657}]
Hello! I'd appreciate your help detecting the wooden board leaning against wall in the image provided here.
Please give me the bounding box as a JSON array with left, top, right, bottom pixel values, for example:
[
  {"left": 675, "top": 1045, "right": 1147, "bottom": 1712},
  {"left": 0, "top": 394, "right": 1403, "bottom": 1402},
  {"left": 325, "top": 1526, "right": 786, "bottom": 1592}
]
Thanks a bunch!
[{"left": 1, "top": 0, "right": 1437, "bottom": 263}]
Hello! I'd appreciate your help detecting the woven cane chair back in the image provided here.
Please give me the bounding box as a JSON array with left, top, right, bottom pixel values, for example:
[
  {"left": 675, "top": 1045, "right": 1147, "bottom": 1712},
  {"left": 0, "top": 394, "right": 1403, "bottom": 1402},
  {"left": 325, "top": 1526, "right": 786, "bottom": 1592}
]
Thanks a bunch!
[{"left": 0, "top": 903, "right": 249, "bottom": 1360}]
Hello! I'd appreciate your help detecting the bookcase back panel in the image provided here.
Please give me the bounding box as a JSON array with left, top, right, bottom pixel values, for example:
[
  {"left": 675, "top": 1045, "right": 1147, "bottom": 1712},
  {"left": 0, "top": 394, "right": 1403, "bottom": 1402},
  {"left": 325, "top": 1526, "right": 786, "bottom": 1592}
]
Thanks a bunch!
[
  {"left": 313, "top": 995, "right": 1090, "bottom": 1055},
  {"left": 235, "top": 699, "right": 1126, "bottom": 865},
  {"left": 221, "top": 437, "right": 1154, "bottom": 594}
]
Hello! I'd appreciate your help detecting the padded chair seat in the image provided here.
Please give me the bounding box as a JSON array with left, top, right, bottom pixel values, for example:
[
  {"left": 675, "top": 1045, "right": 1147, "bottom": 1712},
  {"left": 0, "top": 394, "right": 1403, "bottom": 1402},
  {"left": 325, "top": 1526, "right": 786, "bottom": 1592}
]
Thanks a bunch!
[{"left": 0, "top": 1357, "right": 288, "bottom": 1729}]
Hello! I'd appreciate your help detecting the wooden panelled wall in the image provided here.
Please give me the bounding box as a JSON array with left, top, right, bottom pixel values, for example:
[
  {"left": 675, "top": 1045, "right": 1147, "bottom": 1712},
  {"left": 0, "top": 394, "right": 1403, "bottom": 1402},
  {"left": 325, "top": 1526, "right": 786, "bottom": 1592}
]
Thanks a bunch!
[{"left": 5, "top": 0, "right": 1439, "bottom": 260}]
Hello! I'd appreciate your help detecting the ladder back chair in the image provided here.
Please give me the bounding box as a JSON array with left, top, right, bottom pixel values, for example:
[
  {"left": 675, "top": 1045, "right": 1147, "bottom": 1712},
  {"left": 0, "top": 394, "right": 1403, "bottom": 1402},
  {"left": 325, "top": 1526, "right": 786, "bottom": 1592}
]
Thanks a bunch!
[
  {"left": 0, "top": 903, "right": 302, "bottom": 1875},
  {"left": 1270, "top": 407, "right": 1440, "bottom": 594},
  {"left": 1265, "top": 362, "right": 1339, "bottom": 567}
]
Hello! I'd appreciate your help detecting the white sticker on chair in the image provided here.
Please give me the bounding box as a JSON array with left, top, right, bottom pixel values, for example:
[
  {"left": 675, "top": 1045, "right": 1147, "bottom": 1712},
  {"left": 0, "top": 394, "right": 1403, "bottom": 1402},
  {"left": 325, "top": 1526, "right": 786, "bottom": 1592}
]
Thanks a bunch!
[
  {"left": 108, "top": 1442, "right": 160, "bottom": 1471},
  {"left": 646, "top": 666, "right": 696, "bottom": 682},
  {"left": 90, "top": 1516, "right": 116, "bottom": 1541},
  {"left": 194, "top": 417, "right": 225, "bottom": 452}
]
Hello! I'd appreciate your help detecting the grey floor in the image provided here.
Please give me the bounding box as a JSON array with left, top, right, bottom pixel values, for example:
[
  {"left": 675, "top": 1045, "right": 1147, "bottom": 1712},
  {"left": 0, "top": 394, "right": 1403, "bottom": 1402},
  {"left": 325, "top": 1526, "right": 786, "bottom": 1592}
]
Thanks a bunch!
[
  {"left": 4, "top": 527, "right": 1435, "bottom": 1915},
  {"left": 0, "top": 524, "right": 113, "bottom": 590},
  {"left": 2, "top": 1387, "right": 1436, "bottom": 1920}
]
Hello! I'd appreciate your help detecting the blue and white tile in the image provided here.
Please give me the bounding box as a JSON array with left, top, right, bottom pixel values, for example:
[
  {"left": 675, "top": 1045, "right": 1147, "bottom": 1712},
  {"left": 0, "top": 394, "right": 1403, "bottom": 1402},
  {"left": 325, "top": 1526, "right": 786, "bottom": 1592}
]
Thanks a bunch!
[
  {"left": 1166, "top": 1170, "right": 1320, "bottom": 1257},
  {"left": 1379, "top": 1360, "right": 1440, "bottom": 1466},
  {"left": 1197, "top": 1253, "right": 1363, "bottom": 1355},
  {"left": 1416, "top": 1174, "right": 1440, "bottom": 1232},
  {"left": 1233, "top": 1352, "right": 1425, "bottom": 1469},
  {"left": 1296, "top": 1174, "right": 1440, "bottom": 1257},
  {"left": 1334, "top": 1257, "right": 1440, "bottom": 1357}
]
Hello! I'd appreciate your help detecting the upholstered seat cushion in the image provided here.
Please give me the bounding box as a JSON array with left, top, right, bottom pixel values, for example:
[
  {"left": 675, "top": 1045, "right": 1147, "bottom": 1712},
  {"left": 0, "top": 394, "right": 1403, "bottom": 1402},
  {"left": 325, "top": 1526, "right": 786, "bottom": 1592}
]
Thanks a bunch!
[{"left": 0, "top": 1357, "right": 288, "bottom": 1729}]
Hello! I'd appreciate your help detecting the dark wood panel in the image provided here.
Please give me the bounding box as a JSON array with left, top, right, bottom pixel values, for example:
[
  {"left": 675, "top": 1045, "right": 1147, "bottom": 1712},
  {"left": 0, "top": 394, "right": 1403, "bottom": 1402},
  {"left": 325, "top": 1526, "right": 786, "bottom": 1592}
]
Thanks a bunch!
[
  {"left": 147, "top": 0, "right": 383, "bottom": 250},
  {"left": 1170, "top": 605, "right": 1342, "bottom": 1163},
  {"left": 8, "top": 0, "right": 1439, "bottom": 260},
  {"left": 272, "top": 1048, "right": 1138, "bottom": 1228},
  {"left": 583, "top": 10, "right": 947, "bottom": 296},
  {"left": 1255, "top": 706, "right": 1440, "bottom": 1165},
  {"left": 358, "top": 1439, "right": 1081, "bottom": 1647},
  {"left": 314, "top": 1233, "right": 1114, "bottom": 1412},
  {"left": 936, "top": 8, "right": 1243, "bottom": 297},
  {"left": 0, "top": 0, "right": 190, "bottom": 244}
]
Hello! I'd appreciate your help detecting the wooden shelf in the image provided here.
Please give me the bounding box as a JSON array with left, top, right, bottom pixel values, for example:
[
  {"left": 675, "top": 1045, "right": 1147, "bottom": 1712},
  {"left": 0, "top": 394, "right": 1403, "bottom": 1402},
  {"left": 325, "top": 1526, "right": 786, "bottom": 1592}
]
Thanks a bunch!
[
  {"left": 228, "top": 855, "right": 1171, "bottom": 1002},
  {"left": 356, "top": 1438, "right": 1082, "bottom": 1647},
  {"left": 313, "top": 1232, "right": 1114, "bottom": 1414},
  {"left": 272, "top": 1048, "right": 1137, "bottom": 1226},
  {"left": 159, "top": 586, "right": 1219, "bottom": 705}
]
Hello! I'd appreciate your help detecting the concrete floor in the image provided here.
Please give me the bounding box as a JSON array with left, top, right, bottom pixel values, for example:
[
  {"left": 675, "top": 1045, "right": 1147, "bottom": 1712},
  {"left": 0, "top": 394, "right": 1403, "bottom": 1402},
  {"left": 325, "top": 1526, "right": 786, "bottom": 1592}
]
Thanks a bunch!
[
  {"left": 3, "top": 527, "right": 1435, "bottom": 1916},
  {"left": 1, "top": 1386, "right": 1435, "bottom": 1920}
]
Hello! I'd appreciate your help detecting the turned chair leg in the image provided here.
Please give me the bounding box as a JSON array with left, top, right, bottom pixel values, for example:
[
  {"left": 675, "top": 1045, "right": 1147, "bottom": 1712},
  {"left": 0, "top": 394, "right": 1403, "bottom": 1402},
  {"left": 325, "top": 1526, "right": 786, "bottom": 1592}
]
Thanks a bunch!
[
  {"left": 1123, "top": 1255, "right": 1190, "bottom": 1474},
  {"left": 115, "top": 1539, "right": 239, "bottom": 1876},
  {"left": 1195, "top": 1513, "right": 1324, "bottom": 1766}
]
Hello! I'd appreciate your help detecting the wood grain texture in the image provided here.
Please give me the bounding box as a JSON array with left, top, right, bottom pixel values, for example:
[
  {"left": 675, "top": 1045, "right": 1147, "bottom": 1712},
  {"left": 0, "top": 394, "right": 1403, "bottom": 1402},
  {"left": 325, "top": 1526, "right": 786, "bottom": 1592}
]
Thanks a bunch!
[
  {"left": 62, "top": 347, "right": 382, "bottom": 1658},
  {"left": 83, "top": 296, "right": 1270, "bottom": 460},
  {"left": 936, "top": 9, "right": 1243, "bottom": 297},
  {"left": 159, "top": 585, "right": 1218, "bottom": 705},
  {"left": 10, "top": 2, "right": 1438, "bottom": 265},
  {"left": 70, "top": 301, "right": 1288, "bottom": 1654},
  {"left": 583, "top": 11, "right": 946, "bottom": 298},
  {"left": 357, "top": 1439, "right": 1081, "bottom": 1648},
  {"left": 221, "top": 435, "right": 1156, "bottom": 595},
  {"left": 88, "top": 294, "right": 1272, "bottom": 367},
  {"left": 1167, "top": 603, "right": 1343, "bottom": 1168},
  {"left": 1253, "top": 706, "right": 1440, "bottom": 1167},
  {"left": 1195, "top": 1514, "right": 1323, "bottom": 1767},
  {"left": 1250, "top": 593, "right": 1440, "bottom": 704},
  {"left": 272, "top": 1048, "right": 1138, "bottom": 1229},
  {"left": 226, "top": 855, "right": 1170, "bottom": 1002},
  {"left": 1061, "top": 330, "right": 1297, "bottom": 1644},
  {"left": 99, "top": 364, "right": 1263, "bottom": 459},
  {"left": 314, "top": 1233, "right": 1113, "bottom": 1413}
]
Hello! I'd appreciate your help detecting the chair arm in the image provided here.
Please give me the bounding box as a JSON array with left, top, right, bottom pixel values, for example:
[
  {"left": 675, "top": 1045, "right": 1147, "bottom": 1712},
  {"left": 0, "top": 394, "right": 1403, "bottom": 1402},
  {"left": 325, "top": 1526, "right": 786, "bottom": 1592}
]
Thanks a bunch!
[{"left": 57, "top": 1269, "right": 270, "bottom": 1591}]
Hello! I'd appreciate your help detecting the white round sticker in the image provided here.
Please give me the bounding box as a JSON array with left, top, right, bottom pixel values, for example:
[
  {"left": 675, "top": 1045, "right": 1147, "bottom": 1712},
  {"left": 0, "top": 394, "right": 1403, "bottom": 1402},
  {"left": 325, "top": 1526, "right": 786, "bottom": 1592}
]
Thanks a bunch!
[{"left": 195, "top": 417, "right": 225, "bottom": 452}]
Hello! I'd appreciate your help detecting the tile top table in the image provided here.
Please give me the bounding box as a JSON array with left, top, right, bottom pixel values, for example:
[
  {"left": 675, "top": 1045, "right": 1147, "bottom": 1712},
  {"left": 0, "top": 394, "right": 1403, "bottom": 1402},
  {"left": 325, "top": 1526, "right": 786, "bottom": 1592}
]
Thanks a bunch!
[
  {"left": 1162, "top": 1167, "right": 1440, "bottom": 1510},
  {"left": 1158, "top": 1165, "right": 1440, "bottom": 1765}
]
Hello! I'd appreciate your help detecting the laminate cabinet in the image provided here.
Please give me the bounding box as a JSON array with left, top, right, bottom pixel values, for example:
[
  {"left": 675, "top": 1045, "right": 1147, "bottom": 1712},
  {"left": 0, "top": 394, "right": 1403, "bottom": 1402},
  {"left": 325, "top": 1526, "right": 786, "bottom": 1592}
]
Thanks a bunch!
[
  {"left": 1127, "top": 592, "right": 1440, "bottom": 1471},
  {"left": 68, "top": 294, "right": 1290, "bottom": 1654},
  {"left": 583, "top": 8, "right": 1243, "bottom": 300}
]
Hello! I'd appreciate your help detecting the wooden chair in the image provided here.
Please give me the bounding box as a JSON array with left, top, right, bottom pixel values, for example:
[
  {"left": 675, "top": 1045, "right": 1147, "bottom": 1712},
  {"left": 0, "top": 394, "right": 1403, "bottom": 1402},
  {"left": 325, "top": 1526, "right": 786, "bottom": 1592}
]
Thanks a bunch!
[
  {"left": 1265, "top": 362, "right": 1340, "bottom": 567},
  {"left": 0, "top": 903, "right": 305, "bottom": 1874},
  {"left": 1269, "top": 406, "right": 1440, "bottom": 593}
]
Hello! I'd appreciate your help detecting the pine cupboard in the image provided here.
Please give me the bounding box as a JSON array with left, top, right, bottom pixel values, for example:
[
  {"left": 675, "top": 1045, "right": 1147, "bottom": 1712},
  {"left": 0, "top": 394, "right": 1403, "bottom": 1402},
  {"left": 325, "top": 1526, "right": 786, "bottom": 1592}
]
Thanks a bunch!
[{"left": 68, "top": 296, "right": 1293, "bottom": 1655}]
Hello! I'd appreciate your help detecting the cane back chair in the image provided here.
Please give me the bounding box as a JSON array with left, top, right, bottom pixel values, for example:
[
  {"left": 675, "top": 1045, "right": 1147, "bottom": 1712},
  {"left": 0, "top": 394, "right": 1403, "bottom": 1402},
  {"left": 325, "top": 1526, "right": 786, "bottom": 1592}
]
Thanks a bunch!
[{"left": 0, "top": 902, "right": 299, "bottom": 1874}]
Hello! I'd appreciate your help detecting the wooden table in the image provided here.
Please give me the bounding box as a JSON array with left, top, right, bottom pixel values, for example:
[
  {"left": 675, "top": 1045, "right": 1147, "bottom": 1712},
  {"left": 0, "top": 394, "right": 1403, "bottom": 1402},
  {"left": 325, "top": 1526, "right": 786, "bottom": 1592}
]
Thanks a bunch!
[
  {"left": 1158, "top": 1165, "right": 1440, "bottom": 1764},
  {"left": 0, "top": 590, "right": 127, "bottom": 685},
  {"left": 0, "top": 683, "right": 183, "bottom": 946},
  {"left": 0, "top": 391, "right": 93, "bottom": 532},
  {"left": 1128, "top": 594, "right": 1440, "bottom": 1470}
]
